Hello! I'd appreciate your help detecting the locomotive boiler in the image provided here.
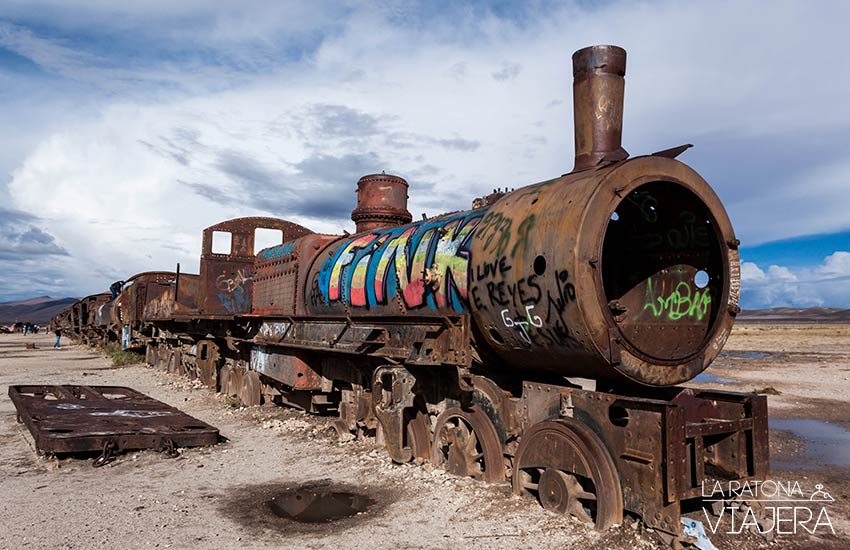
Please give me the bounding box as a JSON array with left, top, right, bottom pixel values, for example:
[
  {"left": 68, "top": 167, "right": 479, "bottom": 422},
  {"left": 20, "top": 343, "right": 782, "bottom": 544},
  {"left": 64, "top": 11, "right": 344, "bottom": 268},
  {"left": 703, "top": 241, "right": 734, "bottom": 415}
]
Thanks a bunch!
[{"left": 55, "top": 45, "right": 768, "bottom": 545}]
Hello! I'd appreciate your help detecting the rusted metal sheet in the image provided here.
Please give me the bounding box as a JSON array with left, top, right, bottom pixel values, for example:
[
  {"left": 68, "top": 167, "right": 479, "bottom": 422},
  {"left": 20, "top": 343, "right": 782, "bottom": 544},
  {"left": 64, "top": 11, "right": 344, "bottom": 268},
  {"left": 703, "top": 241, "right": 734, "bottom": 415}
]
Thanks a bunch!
[
  {"left": 572, "top": 45, "right": 629, "bottom": 171},
  {"left": 253, "top": 234, "right": 337, "bottom": 317},
  {"left": 143, "top": 272, "right": 201, "bottom": 320},
  {"left": 114, "top": 272, "right": 176, "bottom": 324},
  {"left": 250, "top": 346, "right": 325, "bottom": 390},
  {"left": 198, "top": 217, "right": 313, "bottom": 317},
  {"left": 9, "top": 385, "right": 218, "bottom": 454}
]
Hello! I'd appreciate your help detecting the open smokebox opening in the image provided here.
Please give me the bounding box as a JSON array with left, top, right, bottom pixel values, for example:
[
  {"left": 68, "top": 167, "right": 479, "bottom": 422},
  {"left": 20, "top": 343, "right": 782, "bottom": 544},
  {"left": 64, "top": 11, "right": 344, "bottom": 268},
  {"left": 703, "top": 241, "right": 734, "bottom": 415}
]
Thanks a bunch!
[{"left": 601, "top": 181, "right": 724, "bottom": 363}]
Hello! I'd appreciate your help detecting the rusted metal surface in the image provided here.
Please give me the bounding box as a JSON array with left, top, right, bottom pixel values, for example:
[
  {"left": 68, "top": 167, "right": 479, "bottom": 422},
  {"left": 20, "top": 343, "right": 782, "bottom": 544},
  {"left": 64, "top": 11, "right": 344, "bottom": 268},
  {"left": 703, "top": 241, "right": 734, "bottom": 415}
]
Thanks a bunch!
[
  {"left": 351, "top": 173, "right": 412, "bottom": 234},
  {"left": 572, "top": 45, "right": 629, "bottom": 171},
  {"left": 253, "top": 233, "right": 338, "bottom": 317},
  {"left": 143, "top": 272, "right": 201, "bottom": 320},
  {"left": 9, "top": 385, "right": 218, "bottom": 454},
  {"left": 250, "top": 347, "right": 326, "bottom": 391},
  {"left": 198, "top": 217, "right": 313, "bottom": 317}
]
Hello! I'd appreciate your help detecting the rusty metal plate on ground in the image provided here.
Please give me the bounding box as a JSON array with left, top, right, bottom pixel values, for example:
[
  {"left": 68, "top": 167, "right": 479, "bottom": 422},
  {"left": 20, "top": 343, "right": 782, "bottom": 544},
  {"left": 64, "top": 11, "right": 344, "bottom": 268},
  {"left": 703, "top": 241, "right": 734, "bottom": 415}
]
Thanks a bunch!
[{"left": 9, "top": 385, "right": 219, "bottom": 454}]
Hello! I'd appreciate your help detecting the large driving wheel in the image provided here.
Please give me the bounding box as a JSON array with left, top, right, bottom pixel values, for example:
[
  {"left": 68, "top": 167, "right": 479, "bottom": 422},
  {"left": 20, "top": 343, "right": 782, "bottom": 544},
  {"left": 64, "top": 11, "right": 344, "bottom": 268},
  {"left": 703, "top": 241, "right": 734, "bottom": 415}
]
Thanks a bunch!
[
  {"left": 512, "top": 418, "right": 623, "bottom": 530},
  {"left": 432, "top": 406, "right": 504, "bottom": 483}
]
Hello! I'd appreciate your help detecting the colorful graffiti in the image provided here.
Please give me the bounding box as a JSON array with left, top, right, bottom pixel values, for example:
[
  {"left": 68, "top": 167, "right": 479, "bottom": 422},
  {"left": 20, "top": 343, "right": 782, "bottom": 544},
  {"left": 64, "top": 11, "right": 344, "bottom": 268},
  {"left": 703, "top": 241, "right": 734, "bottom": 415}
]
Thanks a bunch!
[
  {"left": 643, "top": 277, "right": 711, "bottom": 321},
  {"left": 316, "top": 211, "right": 484, "bottom": 312},
  {"left": 217, "top": 268, "right": 252, "bottom": 313}
]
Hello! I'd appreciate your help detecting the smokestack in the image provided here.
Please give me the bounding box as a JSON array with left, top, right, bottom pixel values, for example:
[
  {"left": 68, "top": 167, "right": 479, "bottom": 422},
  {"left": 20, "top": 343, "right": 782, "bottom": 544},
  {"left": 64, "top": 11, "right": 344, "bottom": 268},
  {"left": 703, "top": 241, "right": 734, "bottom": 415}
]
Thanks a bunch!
[
  {"left": 351, "top": 173, "right": 413, "bottom": 234},
  {"left": 572, "top": 45, "right": 628, "bottom": 172}
]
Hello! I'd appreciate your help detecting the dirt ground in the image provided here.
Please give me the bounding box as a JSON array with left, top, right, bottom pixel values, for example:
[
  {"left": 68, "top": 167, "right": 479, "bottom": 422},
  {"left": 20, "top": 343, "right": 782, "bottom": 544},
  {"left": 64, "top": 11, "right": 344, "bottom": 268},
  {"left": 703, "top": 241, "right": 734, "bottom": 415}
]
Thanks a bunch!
[{"left": 0, "top": 326, "right": 848, "bottom": 549}]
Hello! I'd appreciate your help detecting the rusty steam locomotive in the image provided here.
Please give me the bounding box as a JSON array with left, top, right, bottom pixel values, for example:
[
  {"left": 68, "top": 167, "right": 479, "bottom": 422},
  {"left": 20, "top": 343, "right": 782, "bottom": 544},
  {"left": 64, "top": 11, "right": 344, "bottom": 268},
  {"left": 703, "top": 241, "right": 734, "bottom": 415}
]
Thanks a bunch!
[{"left": 55, "top": 46, "right": 769, "bottom": 540}]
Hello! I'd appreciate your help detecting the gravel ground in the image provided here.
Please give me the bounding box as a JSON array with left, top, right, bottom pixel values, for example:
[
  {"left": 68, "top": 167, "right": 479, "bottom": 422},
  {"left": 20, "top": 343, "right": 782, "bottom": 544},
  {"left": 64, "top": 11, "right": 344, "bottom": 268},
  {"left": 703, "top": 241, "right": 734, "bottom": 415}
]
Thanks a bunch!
[{"left": 1, "top": 327, "right": 848, "bottom": 549}]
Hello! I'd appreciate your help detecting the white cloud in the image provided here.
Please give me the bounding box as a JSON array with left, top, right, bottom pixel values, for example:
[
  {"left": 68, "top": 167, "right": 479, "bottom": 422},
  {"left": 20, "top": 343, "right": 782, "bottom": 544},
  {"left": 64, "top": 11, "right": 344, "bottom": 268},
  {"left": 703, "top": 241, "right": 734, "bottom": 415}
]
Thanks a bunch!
[{"left": 741, "top": 253, "right": 850, "bottom": 309}]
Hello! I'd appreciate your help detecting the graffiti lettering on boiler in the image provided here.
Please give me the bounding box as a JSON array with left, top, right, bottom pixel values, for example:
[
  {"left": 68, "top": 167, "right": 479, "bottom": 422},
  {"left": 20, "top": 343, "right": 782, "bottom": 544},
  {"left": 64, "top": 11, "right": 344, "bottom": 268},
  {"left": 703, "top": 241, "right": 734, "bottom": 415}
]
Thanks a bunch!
[
  {"left": 643, "top": 277, "right": 711, "bottom": 321},
  {"left": 316, "top": 211, "right": 484, "bottom": 312}
]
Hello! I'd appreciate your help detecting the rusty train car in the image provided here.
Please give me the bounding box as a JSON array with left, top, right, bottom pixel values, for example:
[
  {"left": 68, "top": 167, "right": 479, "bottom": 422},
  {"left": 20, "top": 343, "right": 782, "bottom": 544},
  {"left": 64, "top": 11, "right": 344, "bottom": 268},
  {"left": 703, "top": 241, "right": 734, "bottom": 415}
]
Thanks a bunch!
[{"left": 52, "top": 46, "right": 768, "bottom": 542}]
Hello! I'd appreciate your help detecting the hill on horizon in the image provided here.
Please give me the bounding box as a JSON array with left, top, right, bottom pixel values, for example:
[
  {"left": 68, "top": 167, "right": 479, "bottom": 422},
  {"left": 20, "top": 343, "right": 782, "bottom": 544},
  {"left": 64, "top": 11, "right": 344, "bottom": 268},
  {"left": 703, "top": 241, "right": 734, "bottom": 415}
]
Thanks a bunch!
[
  {"left": 738, "top": 307, "right": 850, "bottom": 323},
  {"left": 0, "top": 296, "right": 79, "bottom": 325}
]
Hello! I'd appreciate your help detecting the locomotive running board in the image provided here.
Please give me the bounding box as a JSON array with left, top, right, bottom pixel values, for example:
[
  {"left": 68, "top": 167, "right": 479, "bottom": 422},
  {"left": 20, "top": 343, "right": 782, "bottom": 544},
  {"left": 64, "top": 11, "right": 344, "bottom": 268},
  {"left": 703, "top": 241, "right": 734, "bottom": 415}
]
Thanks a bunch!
[{"left": 9, "top": 385, "right": 219, "bottom": 455}]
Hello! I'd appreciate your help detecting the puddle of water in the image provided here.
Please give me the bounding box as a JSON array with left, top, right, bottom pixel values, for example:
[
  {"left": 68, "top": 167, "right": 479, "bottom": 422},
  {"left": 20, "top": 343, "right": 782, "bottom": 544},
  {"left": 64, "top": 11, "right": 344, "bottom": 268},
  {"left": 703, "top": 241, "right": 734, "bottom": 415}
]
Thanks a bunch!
[
  {"left": 268, "top": 489, "right": 375, "bottom": 523},
  {"left": 770, "top": 418, "right": 850, "bottom": 469},
  {"left": 692, "top": 371, "right": 735, "bottom": 384},
  {"left": 719, "top": 351, "right": 772, "bottom": 360}
]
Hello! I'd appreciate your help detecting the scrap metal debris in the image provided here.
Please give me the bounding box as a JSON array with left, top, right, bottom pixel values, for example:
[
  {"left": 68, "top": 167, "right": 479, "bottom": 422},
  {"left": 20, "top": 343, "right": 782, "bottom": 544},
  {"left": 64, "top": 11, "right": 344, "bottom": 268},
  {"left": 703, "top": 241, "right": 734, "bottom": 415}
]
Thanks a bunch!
[{"left": 9, "top": 385, "right": 219, "bottom": 460}]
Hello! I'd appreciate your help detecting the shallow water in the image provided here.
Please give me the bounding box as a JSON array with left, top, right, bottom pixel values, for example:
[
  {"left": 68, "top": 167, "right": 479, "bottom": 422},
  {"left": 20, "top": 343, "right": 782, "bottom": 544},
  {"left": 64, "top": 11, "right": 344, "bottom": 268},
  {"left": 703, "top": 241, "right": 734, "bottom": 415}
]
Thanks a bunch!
[
  {"left": 771, "top": 418, "right": 850, "bottom": 469},
  {"left": 692, "top": 371, "right": 735, "bottom": 384}
]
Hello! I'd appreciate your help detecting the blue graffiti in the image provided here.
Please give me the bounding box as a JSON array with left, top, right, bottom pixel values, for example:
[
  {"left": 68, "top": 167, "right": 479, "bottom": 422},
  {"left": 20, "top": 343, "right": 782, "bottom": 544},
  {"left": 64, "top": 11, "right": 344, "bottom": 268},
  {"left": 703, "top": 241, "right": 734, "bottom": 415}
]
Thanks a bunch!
[{"left": 260, "top": 241, "right": 296, "bottom": 260}]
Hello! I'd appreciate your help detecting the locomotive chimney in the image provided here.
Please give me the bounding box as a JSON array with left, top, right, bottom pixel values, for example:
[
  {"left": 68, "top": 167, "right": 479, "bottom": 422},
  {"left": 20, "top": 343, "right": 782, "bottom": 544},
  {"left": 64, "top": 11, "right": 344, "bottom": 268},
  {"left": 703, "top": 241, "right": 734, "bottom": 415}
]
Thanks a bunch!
[
  {"left": 351, "top": 173, "right": 413, "bottom": 234},
  {"left": 572, "top": 45, "right": 628, "bottom": 172}
]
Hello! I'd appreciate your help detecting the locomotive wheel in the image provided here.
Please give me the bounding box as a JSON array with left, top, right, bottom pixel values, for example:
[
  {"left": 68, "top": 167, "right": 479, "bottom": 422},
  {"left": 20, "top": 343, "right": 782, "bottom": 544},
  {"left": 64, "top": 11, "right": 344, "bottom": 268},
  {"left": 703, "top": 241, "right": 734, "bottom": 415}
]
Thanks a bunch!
[
  {"left": 241, "top": 370, "right": 262, "bottom": 407},
  {"left": 431, "top": 406, "right": 504, "bottom": 482},
  {"left": 406, "top": 409, "right": 431, "bottom": 461},
  {"left": 145, "top": 344, "right": 155, "bottom": 366},
  {"left": 220, "top": 365, "right": 244, "bottom": 400},
  {"left": 512, "top": 418, "right": 623, "bottom": 530},
  {"left": 167, "top": 350, "right": 182, "bottom": 375}
]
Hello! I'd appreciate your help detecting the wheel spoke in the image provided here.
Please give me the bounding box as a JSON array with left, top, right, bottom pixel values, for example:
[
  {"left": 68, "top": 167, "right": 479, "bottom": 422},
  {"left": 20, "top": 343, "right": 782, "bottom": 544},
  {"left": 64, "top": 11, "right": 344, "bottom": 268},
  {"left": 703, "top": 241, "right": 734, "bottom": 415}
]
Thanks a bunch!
[
  {"left": 569, "top": 498, "right": 593, "bottom": 524},
  {"left": 465, "top": 429, "right": 479, "bottom": 455}
]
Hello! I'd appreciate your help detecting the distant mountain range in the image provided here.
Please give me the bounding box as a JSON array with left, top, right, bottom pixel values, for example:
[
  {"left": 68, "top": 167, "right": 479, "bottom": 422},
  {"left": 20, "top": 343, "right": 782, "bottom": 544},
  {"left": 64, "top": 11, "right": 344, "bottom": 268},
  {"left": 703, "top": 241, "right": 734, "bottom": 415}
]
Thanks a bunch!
[
  {"left": 0, "top": 296, "right": 78, "bottom": 324},
  {"left": 737, "top": 307, "right": 850, "bottom": 323}
]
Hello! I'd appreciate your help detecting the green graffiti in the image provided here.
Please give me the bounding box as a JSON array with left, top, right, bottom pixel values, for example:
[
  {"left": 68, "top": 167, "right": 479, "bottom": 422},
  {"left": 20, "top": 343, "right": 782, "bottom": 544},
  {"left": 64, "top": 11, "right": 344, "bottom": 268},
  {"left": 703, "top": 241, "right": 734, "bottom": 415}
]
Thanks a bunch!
[
  {"left": 643, "top": 277, "right": 711, "bottom": 321},
  {"left": 511, "top": 214, "right": 535, "bottom": 257}
]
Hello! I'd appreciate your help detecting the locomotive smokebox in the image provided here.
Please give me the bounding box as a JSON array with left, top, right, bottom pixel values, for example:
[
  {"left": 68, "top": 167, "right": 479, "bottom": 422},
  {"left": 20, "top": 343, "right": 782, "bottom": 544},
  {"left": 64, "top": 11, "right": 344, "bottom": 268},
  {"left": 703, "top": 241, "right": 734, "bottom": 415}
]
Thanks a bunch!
[
  {"left": 351, "top": 173, "right": 413, "bottom": 234},
  {"left": 572, "top": 45, "right": 628, "bottom": 172}
]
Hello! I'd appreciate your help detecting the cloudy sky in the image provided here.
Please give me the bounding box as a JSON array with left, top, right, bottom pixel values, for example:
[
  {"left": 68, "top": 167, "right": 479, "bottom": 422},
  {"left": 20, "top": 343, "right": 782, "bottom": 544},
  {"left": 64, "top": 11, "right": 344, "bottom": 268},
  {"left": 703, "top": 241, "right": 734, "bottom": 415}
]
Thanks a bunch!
[{"left": 0, "top": 0, "right": 848, "bottom": 309}]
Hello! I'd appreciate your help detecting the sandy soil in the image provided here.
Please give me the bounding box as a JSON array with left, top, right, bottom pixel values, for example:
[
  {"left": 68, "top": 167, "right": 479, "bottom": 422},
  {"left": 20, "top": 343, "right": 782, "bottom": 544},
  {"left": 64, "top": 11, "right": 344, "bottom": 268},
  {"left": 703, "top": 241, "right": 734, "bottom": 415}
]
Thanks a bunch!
[{"left": 0, "top": 327, "right": 848, "bottom": 549}]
